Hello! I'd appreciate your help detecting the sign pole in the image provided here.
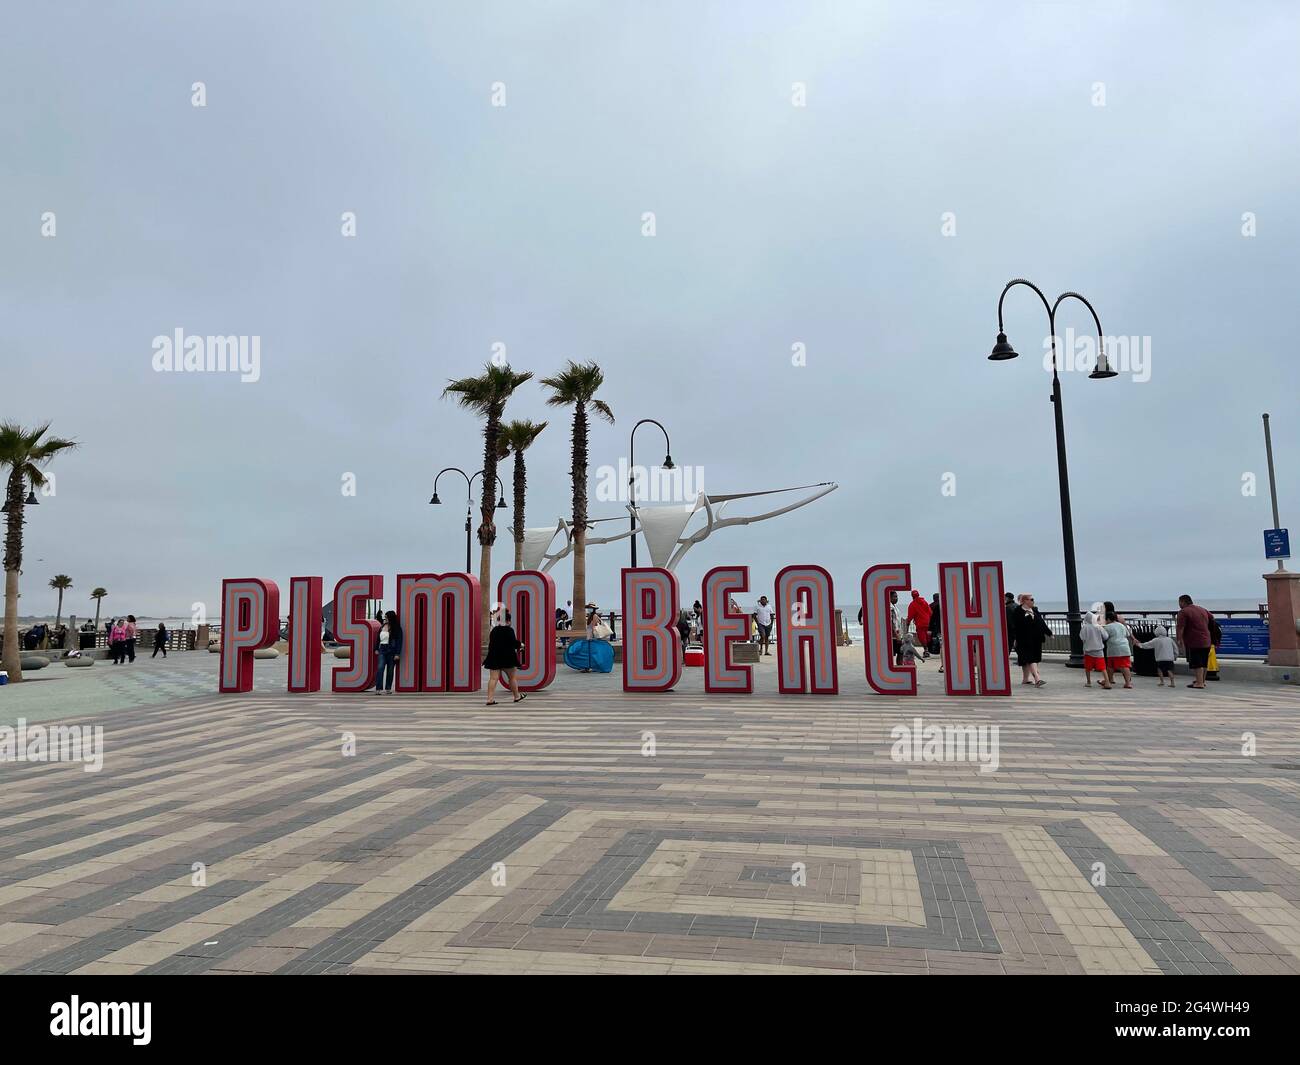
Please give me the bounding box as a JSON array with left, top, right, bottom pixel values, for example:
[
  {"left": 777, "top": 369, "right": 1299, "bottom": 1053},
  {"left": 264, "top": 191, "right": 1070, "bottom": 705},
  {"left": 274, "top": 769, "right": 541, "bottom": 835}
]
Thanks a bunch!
[
  {"left": 1260, "top": 412, "right": 1299, "bottom": 671},
  {"left": 1264, "top": 413, "right": 1284, "bottom": 571}
]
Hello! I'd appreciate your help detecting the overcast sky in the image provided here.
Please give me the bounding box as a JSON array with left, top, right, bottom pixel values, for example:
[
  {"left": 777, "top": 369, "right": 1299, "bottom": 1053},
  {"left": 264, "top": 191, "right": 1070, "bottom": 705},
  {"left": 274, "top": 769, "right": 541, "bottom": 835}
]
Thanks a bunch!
[{"left": 3, "top": 0, "right": 1298, "bottom": 620}]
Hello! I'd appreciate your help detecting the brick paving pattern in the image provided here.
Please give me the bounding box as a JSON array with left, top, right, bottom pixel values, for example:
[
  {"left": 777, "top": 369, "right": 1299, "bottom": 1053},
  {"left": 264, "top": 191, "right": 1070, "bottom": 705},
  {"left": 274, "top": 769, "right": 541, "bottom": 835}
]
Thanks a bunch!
[{"left": 2, "top": 655, "right": 1299, "bottom": 974}]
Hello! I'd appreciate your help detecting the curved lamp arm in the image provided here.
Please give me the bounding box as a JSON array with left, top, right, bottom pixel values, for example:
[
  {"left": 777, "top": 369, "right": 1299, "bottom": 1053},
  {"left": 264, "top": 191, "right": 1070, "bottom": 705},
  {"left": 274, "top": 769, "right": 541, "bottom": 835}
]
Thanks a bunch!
[
  {"left": 1052, "top": 291, "right": 1110, "bottom": 374},
  {"left": 629, "top": 418, "right": 674, "bottom": 507},
  {"left": 630, "top": 419, "right": 672, "bottom": 459},
  {"left": 469, "top": 469, "right": 507, "bottom": 502},
  {"left": 432, "top": 466, "right": 471, "bottom": 505},
  {"left": 997, "top": 278, "right": 1053, "bottom": 331},
  {"left": 998, "top": 277, "right": 1060, "bottom": 374}
]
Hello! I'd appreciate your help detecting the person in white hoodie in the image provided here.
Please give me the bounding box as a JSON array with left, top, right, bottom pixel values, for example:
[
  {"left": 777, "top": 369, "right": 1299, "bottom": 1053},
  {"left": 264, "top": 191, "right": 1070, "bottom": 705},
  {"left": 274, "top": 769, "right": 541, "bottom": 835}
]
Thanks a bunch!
[
  {"left": 1081, "top": 605, "right": 1111, "bottom": 689},
  {"left": 1133, "top": 625, "right": 1178, "bottom": 687}
]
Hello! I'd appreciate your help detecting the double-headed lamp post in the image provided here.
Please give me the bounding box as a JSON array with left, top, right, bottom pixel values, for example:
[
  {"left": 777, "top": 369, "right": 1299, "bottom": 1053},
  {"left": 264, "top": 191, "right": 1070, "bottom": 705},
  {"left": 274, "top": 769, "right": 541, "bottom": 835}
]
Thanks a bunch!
[
  {"left": 430, "top": 467, "right": 506, "bottom": 574},
  {"left": 989, "top": 279, "right": 1116, "bottom": 667},
  {"left": 0, "top": 481, "right": 40, "bottom": 514},
  {"left": 628, "top": 419, "right": 675, "bottom": 568}
]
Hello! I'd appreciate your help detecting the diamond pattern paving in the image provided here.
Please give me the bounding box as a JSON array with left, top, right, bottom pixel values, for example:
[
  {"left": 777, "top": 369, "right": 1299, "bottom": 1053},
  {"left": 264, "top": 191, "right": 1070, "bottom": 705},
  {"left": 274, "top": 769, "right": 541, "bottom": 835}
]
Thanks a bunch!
[{"left": 2, "top": 654, "right": 1299, "bottom": 974}]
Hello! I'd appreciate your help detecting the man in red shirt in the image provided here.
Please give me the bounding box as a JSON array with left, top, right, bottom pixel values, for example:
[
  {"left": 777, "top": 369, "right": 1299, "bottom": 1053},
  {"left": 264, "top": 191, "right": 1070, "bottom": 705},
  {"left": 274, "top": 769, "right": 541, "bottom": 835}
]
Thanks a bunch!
[
  {"left": 1175, "top": 594, "right": 1215, "bottom": 689},
  {"left": 906, "top": 591, "right": 932, "bottom": 657}
]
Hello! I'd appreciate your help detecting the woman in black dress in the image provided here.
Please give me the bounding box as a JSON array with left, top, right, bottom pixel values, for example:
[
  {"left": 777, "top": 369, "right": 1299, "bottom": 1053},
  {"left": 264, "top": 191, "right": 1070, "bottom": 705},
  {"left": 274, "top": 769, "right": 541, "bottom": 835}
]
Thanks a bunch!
[
  {"left": 483, "top": 610, "right": 526, "bottom": 706},
  {"left": 1010, "top": 593, "right": 1051, "bottom": 687}
]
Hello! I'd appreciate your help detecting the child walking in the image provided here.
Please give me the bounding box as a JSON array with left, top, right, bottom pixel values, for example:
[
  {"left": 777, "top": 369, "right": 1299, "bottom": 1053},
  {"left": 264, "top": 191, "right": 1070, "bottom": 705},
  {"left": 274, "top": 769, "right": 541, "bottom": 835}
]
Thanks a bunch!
[
  {"left": 1081, "top": 611, "right": 1111, "bottom": 689},
  {"left": 898, "top": 633, "right": 925, "bottom": 668},
  {"left": 1134, "top": 625, "right": 1177, "bottom": 687},
  {"left": 1103, "top": 610, "right": 1134, "bottom": 689}
]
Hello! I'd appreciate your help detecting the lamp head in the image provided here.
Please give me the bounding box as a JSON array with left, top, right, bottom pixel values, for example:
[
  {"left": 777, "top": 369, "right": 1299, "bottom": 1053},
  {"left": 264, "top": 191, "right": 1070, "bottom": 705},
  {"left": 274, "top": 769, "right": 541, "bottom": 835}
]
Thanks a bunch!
[
  {"left": 429, "top": 492, "right": 441, "bottom": 505},
  {"left": 662, "top": 453, "right": 675, "bottom": 470},
  {"left": 988, "top": 332, "right": 1018, "bottom": 361},
  {"left": 1088, "top": 352, "right": 1119, "bottom": 379}
]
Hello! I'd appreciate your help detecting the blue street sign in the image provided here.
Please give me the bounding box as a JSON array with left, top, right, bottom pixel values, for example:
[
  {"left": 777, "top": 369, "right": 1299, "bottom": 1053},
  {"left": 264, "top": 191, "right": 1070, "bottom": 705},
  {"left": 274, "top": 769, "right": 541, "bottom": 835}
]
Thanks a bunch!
[
  {"left": 1216, "top": 617, "right": 1271, "bottom": 657},
  {"left": 1264, "top": 528, "right": 1290, "bottom": 560}
]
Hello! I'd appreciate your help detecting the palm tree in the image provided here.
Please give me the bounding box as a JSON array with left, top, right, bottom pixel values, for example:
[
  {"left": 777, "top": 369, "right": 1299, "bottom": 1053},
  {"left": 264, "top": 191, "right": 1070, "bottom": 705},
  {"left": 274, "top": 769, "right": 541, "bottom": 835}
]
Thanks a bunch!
[
  {"left": 90, "top": 587, "right": 108, "bottom": 632},
  {"left": 442, "top": 363, "right": 534, "bottom": 641},
  {"left": 539, "top": 360, "right": 614, "bottom": 621},
  {"left": 1, "top": 422, "right": 77, "bottom": 682},
  {"left": 496, "top": 420, "right": 547, "bottom": 570},
  {"left": 49, "top": 574, "right": 72, "bottom": 627}
]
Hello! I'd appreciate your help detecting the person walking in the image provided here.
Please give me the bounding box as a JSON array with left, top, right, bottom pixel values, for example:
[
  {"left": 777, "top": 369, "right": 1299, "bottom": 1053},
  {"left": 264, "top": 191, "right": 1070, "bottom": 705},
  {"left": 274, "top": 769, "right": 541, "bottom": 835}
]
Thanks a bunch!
[
  {"left": 1081, "top": 608, "right": 1111, "bottom": 689},
  {"left": 152, "top": 621, "right": 169, "bottom": 658},
  {"left": 109, "top": 618, "right": 128, "bottom": 665},
  {"left": 675, "top": 608, "right": 691, "bottom": 658},
  {"left": 374, "top": 610, "right": 402, "bottom": 693},
  {"left": 1133, "top": 624, "right": 1177, "bottom": 687},
  {"left": 124, "top": 615, "right": 138, "bottom": 663},
  {"left": 1010, "top": 593, "right": 1050, "bottom": 686},
  {"left": 928, "top": 593, "right": 943, "bottom": 673},
  {"left": 1175, "top": 594, "right": 1215, "bottom": 690},
  {"left": 484, "top": 609, "right": 526, "bottom": 706},
  {"left": 906, "top": 590, "right": 932, "bottom": 660},
  {"left": 1103, "top": 608, "right": 1134, "bottom": 688},
  {"left": 753, "top": 595, "right": 774, "bottom": 656}
]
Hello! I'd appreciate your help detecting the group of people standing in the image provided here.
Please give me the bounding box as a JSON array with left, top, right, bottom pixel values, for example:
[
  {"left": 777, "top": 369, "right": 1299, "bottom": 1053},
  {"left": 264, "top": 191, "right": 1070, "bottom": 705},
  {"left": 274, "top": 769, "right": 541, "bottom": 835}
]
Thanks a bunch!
[
  {"left": 857, "top": 590, "right": 944, "bottom": 671},
  {"left": 103, "top": 615, "right": 158, "bottom": 664},
  {"left": 1007, "top": 592, "right": 1221, "bottom": 690}
]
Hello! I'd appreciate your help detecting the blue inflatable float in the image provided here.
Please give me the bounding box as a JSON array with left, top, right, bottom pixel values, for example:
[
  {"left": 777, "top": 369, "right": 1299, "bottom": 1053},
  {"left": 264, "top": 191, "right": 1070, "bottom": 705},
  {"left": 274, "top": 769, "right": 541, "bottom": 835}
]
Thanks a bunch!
[{"left": 564, "top": 638, "right": 614, "bottom": 673}]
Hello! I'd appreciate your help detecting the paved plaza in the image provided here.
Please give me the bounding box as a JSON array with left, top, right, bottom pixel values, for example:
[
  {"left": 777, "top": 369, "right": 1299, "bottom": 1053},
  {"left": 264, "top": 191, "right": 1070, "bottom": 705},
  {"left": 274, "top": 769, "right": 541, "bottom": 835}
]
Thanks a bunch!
[{"left": 2, "top": 652, "right": 1299, "bottom": 975}]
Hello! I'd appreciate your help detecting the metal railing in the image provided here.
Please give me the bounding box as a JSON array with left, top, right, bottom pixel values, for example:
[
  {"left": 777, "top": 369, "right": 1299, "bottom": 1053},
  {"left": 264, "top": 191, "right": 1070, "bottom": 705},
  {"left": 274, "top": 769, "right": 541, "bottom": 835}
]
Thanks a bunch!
[{"left": 1037, "top": 609, "right": 1268, "bottom": 654}]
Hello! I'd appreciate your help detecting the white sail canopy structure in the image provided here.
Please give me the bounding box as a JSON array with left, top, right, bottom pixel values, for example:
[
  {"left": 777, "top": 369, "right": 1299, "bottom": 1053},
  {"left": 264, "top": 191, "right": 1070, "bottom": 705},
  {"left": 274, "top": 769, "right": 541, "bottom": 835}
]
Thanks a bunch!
[
  {"left": 630, "top": 483, "right": 837, "bottom": 571},
  {"left": 635, "top": 502, "right": 698, "bottom": 569},
  {"left": 521, "top": 516, "right": 635, "bottom": 574},
  {"left": 519, "top": 524, "right": 563, "bottom": 572},
  {"left": 518, "top": 482, "right": 837, "bottom": 575}
]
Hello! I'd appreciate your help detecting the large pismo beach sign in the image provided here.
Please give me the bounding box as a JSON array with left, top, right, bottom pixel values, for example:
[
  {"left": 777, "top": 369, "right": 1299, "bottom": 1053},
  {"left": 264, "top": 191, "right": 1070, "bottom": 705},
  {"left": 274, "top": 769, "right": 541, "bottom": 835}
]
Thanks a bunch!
[{"left": 220, "top": 562, "right": 1010, "bottom": 698}]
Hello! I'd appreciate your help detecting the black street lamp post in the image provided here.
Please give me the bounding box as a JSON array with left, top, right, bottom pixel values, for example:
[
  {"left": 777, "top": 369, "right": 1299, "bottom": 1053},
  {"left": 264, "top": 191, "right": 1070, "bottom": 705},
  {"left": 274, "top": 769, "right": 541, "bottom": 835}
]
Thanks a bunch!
[
  {"left": 989, "top": 279, "right": 1116, "bottom": 667},
  {"left": 628, "top": 419, "right": 674, "bottom": 569},
  {"left": 430, "top": 467, "right": 506, "bottom": 574}
]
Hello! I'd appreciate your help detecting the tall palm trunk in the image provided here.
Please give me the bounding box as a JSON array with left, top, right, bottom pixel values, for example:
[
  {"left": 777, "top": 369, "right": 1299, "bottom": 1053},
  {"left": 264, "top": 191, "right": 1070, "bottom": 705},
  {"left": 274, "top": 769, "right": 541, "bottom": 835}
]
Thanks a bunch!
[
  {"left": 570, "top": 403, "right": 589, "bottom": 623},
  {"left": 55, "top": 588, "right": 65, "bottom": 628},
  {"left": 93, "top": 599, "right": 102, "bottom": 631},
  {"left": 511, "top": 451, "right": 527, "bottom": 571},
  {"left": 2, "top": 469, "right": 25, "bottom": 681},
  {"left": 477, "top": 408, "right": 503, "bottom": 645}
]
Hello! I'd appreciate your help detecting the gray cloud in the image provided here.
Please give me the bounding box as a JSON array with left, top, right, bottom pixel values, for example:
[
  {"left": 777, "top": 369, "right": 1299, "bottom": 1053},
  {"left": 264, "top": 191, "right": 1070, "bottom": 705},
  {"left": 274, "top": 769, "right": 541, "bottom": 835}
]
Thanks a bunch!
[{"left": 3, "top": 0, "right": 1297, "bottom": 618}]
